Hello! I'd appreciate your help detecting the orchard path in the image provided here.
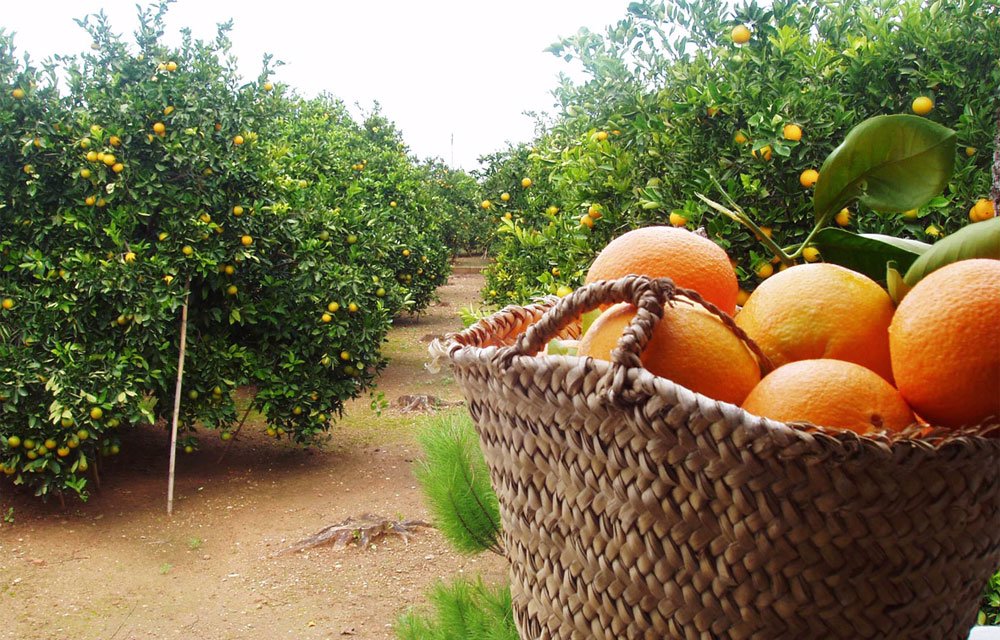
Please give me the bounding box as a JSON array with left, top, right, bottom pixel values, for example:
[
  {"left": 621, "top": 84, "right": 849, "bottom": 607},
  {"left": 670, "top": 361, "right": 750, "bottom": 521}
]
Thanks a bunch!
[{"left": 0, "top": 257, "right": 505, "bottom": 640}]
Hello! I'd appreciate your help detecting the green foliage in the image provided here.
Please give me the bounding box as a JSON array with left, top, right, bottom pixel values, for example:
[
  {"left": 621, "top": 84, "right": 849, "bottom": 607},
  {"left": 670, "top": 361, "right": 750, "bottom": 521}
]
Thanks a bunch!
[
  {"left": 0, "top": 3, "right": 479, "bottom": 500},
  {"left": 482, "top": 0, "right": 999, "bottom": 303},
  {"left": 414, "top": 413, "right": 502, "bottom": 555},
  {"left": 902, "top": 217, "right": 1000, "bottom": 286},
  {"left": 426, "top": 161, "right": 490, "bottom": 255},
  {"left": 810, "top": 228, "right": 929, "bottom": 282},
  {"left": 982, "top": 569, "right": 1000, "bottom": 626},
  {"left": 396, "top": 578, "right": 518, "bottom": 640},
  {"left": 814, "top": 115, "right": 956, "bottom": 223}
]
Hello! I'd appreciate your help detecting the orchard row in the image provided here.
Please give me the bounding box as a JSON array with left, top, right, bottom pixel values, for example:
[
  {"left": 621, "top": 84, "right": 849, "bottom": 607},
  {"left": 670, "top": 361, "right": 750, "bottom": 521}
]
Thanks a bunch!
[{"left": 0, "top": 5, "right": 483, "bottom": 499}]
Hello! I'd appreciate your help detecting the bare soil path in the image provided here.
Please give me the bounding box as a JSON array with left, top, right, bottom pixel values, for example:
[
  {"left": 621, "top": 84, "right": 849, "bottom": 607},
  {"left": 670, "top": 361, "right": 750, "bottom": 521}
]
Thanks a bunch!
[{"left": 0, "top": 258, "right": 505, "bottom": 640}]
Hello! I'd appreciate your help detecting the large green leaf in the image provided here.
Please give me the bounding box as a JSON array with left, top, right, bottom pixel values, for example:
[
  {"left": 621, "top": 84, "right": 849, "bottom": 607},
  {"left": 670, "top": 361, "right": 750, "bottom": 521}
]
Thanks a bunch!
[
  {"left": 810, "top": 228, "right": 930, "bottom": 282},
  {"left": 814, "top": 115, "right": 956, "bottom": 222},
  {"left": 903, "top": 217, "right": 1000, "bottom": 287}
]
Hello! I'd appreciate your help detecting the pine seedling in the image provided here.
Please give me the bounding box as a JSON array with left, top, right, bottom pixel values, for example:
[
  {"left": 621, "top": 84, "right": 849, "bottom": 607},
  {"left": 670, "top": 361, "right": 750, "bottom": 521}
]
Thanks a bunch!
[{"left": 415, "top": 413, "right": 503, "bottom": 555}]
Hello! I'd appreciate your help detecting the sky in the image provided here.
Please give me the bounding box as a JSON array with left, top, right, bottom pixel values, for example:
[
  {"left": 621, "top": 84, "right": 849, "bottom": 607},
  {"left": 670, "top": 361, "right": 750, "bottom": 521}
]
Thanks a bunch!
[{"left": 2, "top": 1, "right": 637, "bottom": 171}]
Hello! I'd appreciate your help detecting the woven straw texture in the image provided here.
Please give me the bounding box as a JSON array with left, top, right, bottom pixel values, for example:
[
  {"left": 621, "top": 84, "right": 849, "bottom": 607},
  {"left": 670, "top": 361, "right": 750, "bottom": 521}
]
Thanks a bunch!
[{"left": 440, "top": 275, "right": 1000, "bottom": 640}]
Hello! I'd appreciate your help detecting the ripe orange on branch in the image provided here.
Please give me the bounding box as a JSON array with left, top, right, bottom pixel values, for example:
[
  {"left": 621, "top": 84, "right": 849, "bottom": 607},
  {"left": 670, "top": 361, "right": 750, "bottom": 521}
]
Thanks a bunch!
[
  {"left": 799, "top": 169, "right": 819, "bottom": 188},
  {"left": 752, "top": 145, "right": 772, "bottom": 161},
  {"left": 783, "top": 124, "right": 802, "bottom": 141},
  {"left": 731, "top": 25, "right": 751, "bottom": 44},
  {"left": 911, "top": 96, "right": 934, "bottom": 115},
  {"left": 584, "top": 226, "right": 738, "bottom": 315},
  {"left": 969, "top": 198, "right": 995, "bottom": 222}
]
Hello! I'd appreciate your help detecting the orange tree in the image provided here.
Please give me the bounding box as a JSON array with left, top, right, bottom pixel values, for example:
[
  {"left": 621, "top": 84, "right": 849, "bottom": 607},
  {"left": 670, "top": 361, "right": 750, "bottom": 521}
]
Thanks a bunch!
[
  {"left": 482, "top": 0, "right": 999, "bottom": 303},
  {"left": 267, "top": 95, "right": 460, "bottom": 315},
  {"left": 478, "top": 140, "right": 644, "bottom": 304},
  {"left": 0, "top": 4, "right": 464, "bottom": 500},
  {"left": 421, "top": 158, "right": 487, "bottom": 256}
]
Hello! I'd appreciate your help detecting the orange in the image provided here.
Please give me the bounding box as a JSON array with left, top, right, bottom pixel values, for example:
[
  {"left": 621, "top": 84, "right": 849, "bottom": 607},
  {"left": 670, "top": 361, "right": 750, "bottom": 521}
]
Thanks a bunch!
[
  {"left": 969, "top": 198, "right": 995, "bottom": 222},
  {"left": 579, "top": 300, "right": 760, "bottom": 405},
  {"left": 752, "top": 145, "right": 772, "bottom": 161},
  {"left": 585, "top": 226, "right": 738, "bottom": 315},
  {"left": 802, "top": 247, "right": 821, "bottom": 262},
  {"left": 783, "top": 124, "right": 802, "bottom": 141},
  {"left": 911, "top": 96, "right": 934, "bottom": 115},
  {"left": 735, "top": 263, "right": 895, "bottom": 381},
  {"left": 889, "top": 258, "right": 1000, "bottom": 428},
  {"left": 742, "top": 359, "right": 914, "bottom": 434},
  {"left": 731, "top": 25, "right": 751, "bottom": 44},
  {"left": 799, "top": 169, "right": 819, "bottom": 188}
]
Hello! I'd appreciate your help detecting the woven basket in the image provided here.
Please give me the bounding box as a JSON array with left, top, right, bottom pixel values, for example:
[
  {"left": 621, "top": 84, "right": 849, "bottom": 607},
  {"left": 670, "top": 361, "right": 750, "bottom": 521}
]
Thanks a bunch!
[{"left": 438, "top": 275, "right": 1000, "bottom": 640}]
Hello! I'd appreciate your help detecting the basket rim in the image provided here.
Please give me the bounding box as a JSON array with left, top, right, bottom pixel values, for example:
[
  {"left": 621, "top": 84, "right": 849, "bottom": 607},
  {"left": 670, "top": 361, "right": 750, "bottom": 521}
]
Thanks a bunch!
[{"left": 436, "top": 295, "right": 1000, "bottom": 450}]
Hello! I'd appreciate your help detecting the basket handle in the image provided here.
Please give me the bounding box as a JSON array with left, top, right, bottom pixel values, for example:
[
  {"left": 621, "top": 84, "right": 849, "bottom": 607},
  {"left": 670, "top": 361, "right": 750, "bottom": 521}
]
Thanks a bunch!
[{"left": 498, "top": 275, "right": 771, "bottom": 402}]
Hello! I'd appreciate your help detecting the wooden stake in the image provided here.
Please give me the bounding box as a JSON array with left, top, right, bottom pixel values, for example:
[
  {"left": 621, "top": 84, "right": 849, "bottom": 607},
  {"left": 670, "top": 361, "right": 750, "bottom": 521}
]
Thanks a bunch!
[{"left": 167, "top": 279, "right": 191, "bottom": 516}]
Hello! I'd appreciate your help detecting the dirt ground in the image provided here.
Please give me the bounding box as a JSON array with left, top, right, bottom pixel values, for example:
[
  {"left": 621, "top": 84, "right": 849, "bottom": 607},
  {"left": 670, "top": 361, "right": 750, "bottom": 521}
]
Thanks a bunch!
[{"left": 0, "top": 258, "right": 505, "bottom": 640}]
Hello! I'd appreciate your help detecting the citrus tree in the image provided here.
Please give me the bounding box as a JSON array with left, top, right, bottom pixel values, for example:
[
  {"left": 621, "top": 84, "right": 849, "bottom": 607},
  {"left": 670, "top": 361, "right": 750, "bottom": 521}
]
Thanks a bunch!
[
  {"left": 0, "top": 3, "right": 474, "bottom": 500},
  {"left": 267, "top": 95, "right": 458, "bottom": 315},
  {"left": 482, "top": 0, "right": 999, "bottom": 303}
]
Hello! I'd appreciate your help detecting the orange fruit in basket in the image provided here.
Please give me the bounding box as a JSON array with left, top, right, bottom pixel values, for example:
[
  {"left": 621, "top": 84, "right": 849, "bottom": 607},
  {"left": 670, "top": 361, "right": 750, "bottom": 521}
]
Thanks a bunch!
[
  {"left": 578, "top": 299, "right": 760, "bottom": 405},
  {"left": 889, "top": 258, "right": 1000, "bottom": 428},
  {"left": 735, "top": 263, "right": 895, "bottom": 382},
  {"left": 584, "top": 226, "right": 738, "bottom": 315},
  {"left": 742, "top": 359, "right": 914, "bottom": 434}
]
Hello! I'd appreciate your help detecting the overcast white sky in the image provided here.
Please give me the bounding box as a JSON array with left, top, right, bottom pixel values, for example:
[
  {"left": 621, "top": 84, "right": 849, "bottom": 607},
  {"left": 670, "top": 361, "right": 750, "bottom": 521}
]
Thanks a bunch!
[{"left": 3, "top": 1, "right": 635, "bottom": 171}]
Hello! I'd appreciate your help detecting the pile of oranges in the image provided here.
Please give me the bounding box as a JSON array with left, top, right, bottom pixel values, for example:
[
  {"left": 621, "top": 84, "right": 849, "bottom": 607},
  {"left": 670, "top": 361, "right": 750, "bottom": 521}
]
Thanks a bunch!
[{"left": 573, "top": 225, "right": 999, "bottom": 434}]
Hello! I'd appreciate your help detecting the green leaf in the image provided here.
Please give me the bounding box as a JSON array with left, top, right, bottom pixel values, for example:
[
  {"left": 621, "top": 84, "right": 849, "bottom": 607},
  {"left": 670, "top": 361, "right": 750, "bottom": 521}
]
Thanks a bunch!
[
  {"left": 811, "top": 228, "right": 930, "bottom": 282},
  {"left": 580, "top": 308, "right": 602, "bottom": 336},
  {"left": 885, "top": 263, "right": 910, "bottom": 304},
  {"left": 903, "top": 218, "right": 1000, "bottom": 288},
  {"left": 546, "top": 338, "right": 579, "bottom": 356},
  {"left": 814, "top": 115, "right": 956, "bottom": 223}
]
